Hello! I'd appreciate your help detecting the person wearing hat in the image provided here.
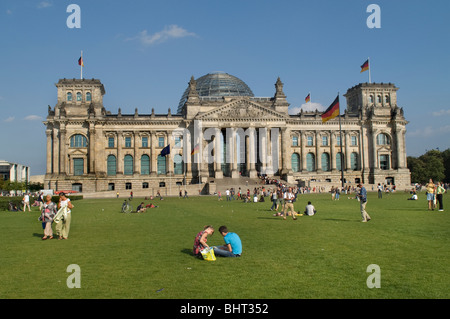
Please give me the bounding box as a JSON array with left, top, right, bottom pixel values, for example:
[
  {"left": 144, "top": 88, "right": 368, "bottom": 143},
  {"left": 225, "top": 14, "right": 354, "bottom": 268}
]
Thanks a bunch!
[
  {"left": 357, "top": 183, "right": 371, "bottom": 222},
  {"left": 55, "top": 192, "right": 74, "bottom": 239}
]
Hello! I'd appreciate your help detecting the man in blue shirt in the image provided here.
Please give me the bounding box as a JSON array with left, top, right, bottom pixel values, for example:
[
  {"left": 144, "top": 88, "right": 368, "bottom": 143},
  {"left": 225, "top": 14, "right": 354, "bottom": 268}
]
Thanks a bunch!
[
  {"left": 213, "top": 225, "right": 242, "bottom": 257},
  {"left": 357, "top": 183, "right": 372, "bottom": 222}
]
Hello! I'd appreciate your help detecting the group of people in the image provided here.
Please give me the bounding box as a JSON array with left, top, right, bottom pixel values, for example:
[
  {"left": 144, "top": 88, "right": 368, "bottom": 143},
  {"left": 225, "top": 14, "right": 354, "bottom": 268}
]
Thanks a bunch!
[
  {"left": 425, "top": 179, "right": 445, "bottom": 211},
  {"left": 38, "top": 192, "right": 73, "bottom": 240},
  {"left": 193, "top": 225, "right": 242, "bottom": 258},
  {"left": 270, "top": 186, "right": 317, "bottom": 219}
]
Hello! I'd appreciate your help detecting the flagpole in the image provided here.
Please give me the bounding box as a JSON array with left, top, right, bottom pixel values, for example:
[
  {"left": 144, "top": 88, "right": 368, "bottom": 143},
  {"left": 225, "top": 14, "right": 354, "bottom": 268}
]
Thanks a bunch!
[
  {"left": 368, "top": 57, "right": 371, "bottom": 83},
  {"left": 337, "top": 93, "right": 345, "bottom": 189},
  {"left": 80, "top": 50, "right": 83, "bottom": 80}
]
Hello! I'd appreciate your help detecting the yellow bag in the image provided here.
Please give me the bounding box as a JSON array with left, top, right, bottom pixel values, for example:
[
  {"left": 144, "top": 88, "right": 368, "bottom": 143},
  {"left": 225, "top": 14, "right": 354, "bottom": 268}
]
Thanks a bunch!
[{"left": 200, "top": 247, "right": 216, "bottom": 261}]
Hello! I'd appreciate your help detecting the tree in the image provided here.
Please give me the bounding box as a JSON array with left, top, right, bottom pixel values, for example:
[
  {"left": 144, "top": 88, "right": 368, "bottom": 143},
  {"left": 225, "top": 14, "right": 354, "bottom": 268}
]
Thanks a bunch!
[{"left": 408, "top": 149, "right": 446, "bottom": 184}]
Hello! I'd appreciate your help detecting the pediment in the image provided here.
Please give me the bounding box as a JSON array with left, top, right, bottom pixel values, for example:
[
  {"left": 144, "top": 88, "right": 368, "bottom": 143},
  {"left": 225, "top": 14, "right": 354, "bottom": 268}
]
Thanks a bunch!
[{"left": 196, "top": 99, "right": 289, "bottom": 121}]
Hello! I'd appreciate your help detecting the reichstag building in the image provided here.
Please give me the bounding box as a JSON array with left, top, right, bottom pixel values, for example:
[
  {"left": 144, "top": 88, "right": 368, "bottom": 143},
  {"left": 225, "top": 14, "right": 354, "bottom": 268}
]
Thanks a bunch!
[{"left": 43, "top": 72, "right": 410, "bottom": 193}]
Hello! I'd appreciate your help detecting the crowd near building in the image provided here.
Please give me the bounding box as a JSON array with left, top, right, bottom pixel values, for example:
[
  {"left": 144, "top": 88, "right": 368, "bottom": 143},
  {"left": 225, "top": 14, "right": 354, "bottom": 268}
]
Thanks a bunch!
[{"left": 43, "top": 72, "right": 411, "bottom": 194}]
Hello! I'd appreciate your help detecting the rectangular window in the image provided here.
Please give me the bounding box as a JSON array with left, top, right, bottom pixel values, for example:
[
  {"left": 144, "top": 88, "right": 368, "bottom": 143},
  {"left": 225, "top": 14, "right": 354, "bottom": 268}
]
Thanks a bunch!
[
  {"left": 379, "top": 155, "right": 390, "bottom": 170},
  {"left": 73, "top": 158, "right": 84, "bottom": 176},
  {"left": 125, "top": 137, "right": 131, "bottom": 148},
  {"left": 322, "top": 136, "right": 328, "bottom": 146},
  {"left": 158, "top": 137, "right": 165, "bottom": 147},
  {"left": 292, "top": 136, "right": 298, "bottom": 147},
  {"left": 108, "top": 137, "right": 114, "bottom": 148},
  {"left": 307, "top": 136, "right": 313, "bottom": 146},
  {"left": 142, "top": 137, "right": 148, "bottom": 148},
  {"left": 351, "top": 136, "right": 357, "bottom": 146},
  {"left": 336, "top": 136, "right": 341, "bottom": 146}
]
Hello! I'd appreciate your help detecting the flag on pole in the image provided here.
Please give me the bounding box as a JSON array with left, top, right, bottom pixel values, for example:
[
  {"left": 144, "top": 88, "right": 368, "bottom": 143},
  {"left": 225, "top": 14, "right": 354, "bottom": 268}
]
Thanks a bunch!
[
  {"left": 191, "top": 143, "right": 200, "bottom": 156},
  {"left": 360, "top": 59, "right": 369, "bottom": 73},
  {"left": 160, "top": 144, "right": 170, "bottom": 156},
  {"left": 305, "top": 93, "right": 311, "bottom": 103},
  {"left": 78, "top": 56, "right": 84, "bottom": 67},
  {"left": 321, "top": 95, "right": 340, "bottom": 123}
]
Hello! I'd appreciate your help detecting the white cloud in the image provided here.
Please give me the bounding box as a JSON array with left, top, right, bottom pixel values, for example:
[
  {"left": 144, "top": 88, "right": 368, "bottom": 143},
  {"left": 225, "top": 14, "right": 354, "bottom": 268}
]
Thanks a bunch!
[
  {"left": 432, "top": 109, "right": 450, "bottom": 117},
  {"left": 289, "top": 102, "right": 327, "bottom": 115},
  {"left": 24, "top": 115, "right": 43, "bottom": 121},
  {"left": 407, "top": 125, "right": 450, "bottom": 138},
  {"left": 4, "top": 116, "right": 14, "bottom": 122},
  {"left": 37, "top": 1, "right": 52, "bottom": 9},
  {"left": 127, "top": 25, "right": 197, "bottom": 46}
]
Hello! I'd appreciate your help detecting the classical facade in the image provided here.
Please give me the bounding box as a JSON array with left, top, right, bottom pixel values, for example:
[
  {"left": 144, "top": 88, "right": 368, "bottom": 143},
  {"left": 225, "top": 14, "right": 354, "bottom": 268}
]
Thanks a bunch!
[{"left": 43, "top": 72, "right": 410, "bottom": 193}]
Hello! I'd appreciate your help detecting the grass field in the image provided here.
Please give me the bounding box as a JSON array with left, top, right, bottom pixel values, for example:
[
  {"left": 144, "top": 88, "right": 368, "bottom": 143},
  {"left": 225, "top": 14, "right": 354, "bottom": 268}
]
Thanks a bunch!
[{"left": 0, "top": 192, "right": 448, "bottom": 299}]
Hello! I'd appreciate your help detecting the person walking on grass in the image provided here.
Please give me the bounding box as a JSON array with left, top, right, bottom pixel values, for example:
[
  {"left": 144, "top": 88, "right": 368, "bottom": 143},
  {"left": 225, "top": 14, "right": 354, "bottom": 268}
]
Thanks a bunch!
[
  {"left": 55, "top": 192, "right": 74, "bottom": 240},
  {"left": 23, "top": 193, "right": 31, "bottom": 212},
  {"left": 39, "top": 194, "right": 57, "bottom": 240},
  {"left": 357, "top": 183, "right": 371, "bottom": 222},
  {"left": 283, "top": 187, "right": 297, "bottom": 220},
  {"left": 436, "top": 181, "right": 445, "bottom": 211},
  {"left": 425, "top": 179, "right": 436, "bottom": 211}
]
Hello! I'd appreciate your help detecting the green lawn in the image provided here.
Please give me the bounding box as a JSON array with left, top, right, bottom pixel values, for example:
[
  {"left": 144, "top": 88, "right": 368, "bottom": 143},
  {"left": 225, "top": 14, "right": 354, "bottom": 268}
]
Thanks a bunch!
[{"left": 0, "top": 192, "right": 448, "bottom": 299}]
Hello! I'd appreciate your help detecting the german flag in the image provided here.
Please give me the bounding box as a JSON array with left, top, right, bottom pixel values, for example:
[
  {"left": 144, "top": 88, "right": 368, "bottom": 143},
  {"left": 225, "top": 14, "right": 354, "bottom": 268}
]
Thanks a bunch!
[
  {"left": 321, "top": 95, "right": 340, "bottom": 123},
  {"left": 360, "top": 59, "right": 369, "bottom": 73},
  {"left": 191, "top": 143, "right": 200, "bottom": 156},
  {"left": 78, "top": 56, "right": 84, "bottom": 67},
  {"left": 305, "top": 93, "right": 311, "bottom": 103}
]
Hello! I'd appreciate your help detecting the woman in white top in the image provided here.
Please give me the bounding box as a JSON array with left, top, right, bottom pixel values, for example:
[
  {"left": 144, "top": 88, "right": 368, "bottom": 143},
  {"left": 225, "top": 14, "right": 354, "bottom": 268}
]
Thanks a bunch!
[{"left": 55, "top": 192, "right": 74, "bottom": 240}]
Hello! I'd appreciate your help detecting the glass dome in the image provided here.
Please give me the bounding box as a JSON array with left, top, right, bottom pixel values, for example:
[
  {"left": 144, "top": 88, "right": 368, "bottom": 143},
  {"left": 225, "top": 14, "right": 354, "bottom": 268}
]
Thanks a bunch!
[{"left": 177, "top": 72, "right": 254, "bottom": 113}]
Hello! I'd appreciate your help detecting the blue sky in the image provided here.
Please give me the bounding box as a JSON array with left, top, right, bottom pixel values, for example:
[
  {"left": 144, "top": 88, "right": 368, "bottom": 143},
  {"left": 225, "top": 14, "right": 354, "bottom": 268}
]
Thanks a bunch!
[{"left": 1, "top": 0, "right": 449, "bottom": 175}]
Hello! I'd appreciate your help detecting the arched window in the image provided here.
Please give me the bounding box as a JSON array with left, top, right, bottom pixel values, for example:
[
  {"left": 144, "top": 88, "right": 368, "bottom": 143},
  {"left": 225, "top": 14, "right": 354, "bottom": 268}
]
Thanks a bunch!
[
  {"left": 291, "top": 153, "right": 300, "bottom": 172},
  {"left": 377, "top": 133, "right": 390, "bottom": 145},
  {"left": 124, "top": 155, "right": 133, "bottom": 175},
  {"left": 321, "top": 153, "right": 330, "bottom": 171},
  {"left": 86, "top": 92, "right": 91, "bottom": 101},
  {"left": 70, "top": 134, "right": 87, "bottom": 148},
  {"left": 173, "top": 154, "right": 184, "bottom": 175},
  {"left": 107, "top": 155, "right": 116, "bottom": 176},
  {"left": 157, "top": 155, "right": 166, "bottom": 175},
  {"left": 336, "top": 152, "right": 344, "bottom": 171},
  {"left": 306, "top": 153, "right": 315, "bottom": 172},
  {"left": 350, "top": 152, "right": 359, "bottom": 170},
  {"left": 67, "top": 92, "right": 72, "bottom": 101},
  {"left": 141, "top": 155, "right": 150, "bottom": 175},
  {"left": 76, "top": 92, "right": 82, "bottom": 101}
]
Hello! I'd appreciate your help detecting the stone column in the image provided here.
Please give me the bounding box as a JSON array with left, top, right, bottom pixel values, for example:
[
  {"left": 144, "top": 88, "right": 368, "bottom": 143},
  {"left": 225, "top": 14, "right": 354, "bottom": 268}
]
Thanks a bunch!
[
  {"left": 59, "top": 125, "right": 66, "bottom": 175},
  {"left": 134, "top": 132, "right": 140, "bottom": 174},
  {"left": 372, "top": 129, "right": 378, "bottom": 169},
  {"left": 248, "top": 127, "right": 258, "bottom": 178},
  {"left": 46, "top": 130, "right": 53, "bottom": 174},
  {"left": 150, "top": 132, "right": 157, "bottom": 176},
  {"left": 315, "top": 131, "right": 321, "bottom": 172},
  {"left": 88, "top": 123, "right": 95, "bottom": 174},
  {"left": 117, "top": 131, "right": 123, "bottom": 175},
  {"left": 395, "top": 127, "right": 404, "bottom": 169},
  {"left": 52, "top": 127, "right": 60, "bottom": 174},
  {"left": 330, "top": 132, "right": 336, "bottom": 171},
  {"left": 301, "top": 132, "right": 307, "bottom": 171},
  {"left": 345, "top": 131, "right": 350, "bottom": 171}
]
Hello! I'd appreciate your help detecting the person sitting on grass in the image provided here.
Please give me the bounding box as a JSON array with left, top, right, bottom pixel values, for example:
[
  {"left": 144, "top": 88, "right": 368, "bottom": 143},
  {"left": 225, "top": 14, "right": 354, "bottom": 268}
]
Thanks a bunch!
[
  {"left": 304, "top": 201, "right": 317, "bottom": 216},
  {"left": 213, "top": 225, "right": 242, "bottom": 258},
  {"left": 193, "top": 225, "right": 215, "bottom": 258},
  {"left": 136, "top": 202, "right": 147, "bottom": 213},
  {"left": 407, "top": 191, "right": 418, "bottom": 200}
]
